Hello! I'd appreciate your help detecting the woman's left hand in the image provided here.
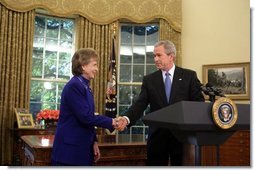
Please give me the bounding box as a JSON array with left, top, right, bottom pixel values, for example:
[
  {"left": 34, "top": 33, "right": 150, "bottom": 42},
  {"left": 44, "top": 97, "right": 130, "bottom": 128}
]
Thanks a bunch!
[{"left": 93, "top": 141, "right": 100, "bottom": 163}]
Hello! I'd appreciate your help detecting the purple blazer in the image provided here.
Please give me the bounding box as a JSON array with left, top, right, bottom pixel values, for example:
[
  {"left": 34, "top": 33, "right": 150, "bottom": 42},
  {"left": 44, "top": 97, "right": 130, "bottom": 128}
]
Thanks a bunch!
[{"left": 51, "top": 76, "right": 114, "bottom": 166}]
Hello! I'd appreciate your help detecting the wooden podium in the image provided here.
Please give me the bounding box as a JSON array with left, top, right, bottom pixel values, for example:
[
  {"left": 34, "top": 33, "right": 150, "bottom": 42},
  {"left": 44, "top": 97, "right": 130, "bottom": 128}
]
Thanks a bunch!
[{"left": 142, "top": 101, "right": 250, "bottom": 166}]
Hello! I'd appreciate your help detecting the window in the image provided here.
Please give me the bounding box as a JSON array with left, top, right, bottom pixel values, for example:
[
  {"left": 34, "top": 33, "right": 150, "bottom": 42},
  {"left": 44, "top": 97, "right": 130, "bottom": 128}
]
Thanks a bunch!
[
  {"left": 30, "top": 15, "right": 75, "bottom": 117},
  {"left": 117, "top": 24, "right": 159, "bottom": 142}
]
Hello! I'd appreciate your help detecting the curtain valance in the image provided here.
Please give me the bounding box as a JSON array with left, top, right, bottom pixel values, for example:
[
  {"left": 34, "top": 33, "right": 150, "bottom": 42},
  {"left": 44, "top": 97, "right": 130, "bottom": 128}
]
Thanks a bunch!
[{"left": 1, "top": 0, "right": 182, "bottom": 32}]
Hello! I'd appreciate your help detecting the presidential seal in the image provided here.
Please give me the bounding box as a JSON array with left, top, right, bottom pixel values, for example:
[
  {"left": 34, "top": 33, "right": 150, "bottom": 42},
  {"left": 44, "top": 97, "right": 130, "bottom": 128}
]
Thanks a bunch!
[{"left": 212, "top": 97, "right": 238, "bottom": 129}]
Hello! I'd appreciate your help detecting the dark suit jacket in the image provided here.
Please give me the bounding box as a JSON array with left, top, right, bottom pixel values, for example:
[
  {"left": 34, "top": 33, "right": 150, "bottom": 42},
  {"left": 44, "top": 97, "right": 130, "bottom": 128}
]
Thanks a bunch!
[
  {"left": 51, "top": 76, "right": 114, "bottom": 166},
  {"left": 125, "top": 66, "right": 205, "bottom": 151}
]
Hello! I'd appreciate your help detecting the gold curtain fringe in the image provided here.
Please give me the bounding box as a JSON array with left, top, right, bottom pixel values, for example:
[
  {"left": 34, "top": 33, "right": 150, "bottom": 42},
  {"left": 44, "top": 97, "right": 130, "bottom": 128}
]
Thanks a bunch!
[{"left": 0, "top": 0, "right": 182, "bottom": 32}]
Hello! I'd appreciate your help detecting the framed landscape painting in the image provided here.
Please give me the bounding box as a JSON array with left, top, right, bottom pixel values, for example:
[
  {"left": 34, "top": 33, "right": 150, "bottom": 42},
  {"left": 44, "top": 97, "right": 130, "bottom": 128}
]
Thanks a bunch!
[{"left": 202, "top": 62, "right": 250, "bottom": 100}]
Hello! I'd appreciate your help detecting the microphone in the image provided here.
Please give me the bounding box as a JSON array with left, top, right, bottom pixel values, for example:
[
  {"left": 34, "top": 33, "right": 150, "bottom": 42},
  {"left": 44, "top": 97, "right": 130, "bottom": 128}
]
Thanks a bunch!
[
  {"left": 200, "top": 84, "right": 215, "bottom": 96},
  {"left": 205, "top": 83, "right": 225, "bottom": 97},
  {"left": 200, "top": 83, "right": 216, "bottom": 102}
]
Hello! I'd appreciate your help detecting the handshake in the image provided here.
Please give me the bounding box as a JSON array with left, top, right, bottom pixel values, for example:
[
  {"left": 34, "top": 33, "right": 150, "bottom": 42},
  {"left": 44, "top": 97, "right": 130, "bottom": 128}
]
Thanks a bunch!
[{"left": 112, "top": 117, "right": 128, "bottom": 131}]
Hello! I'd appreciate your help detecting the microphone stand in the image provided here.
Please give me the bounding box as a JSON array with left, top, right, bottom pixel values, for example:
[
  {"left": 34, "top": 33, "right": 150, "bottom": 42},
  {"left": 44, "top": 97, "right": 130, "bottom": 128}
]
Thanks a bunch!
[
  {"left": 209, "top": 94, "right": 216, "bottom": 102},
  {"left": 200, "top": 85, "right": 216, "bottom": 102}
]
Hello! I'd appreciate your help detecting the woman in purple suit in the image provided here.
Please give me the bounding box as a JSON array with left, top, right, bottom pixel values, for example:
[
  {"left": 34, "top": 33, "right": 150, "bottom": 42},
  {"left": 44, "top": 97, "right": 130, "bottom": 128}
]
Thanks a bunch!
[{"left": 51, "top": 48, "right": 118, "bottom": 166}]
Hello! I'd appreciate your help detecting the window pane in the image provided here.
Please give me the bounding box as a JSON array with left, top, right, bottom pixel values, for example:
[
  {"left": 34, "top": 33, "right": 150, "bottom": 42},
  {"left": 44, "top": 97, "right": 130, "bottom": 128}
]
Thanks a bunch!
[
  {"left": 58, "top": 60, "right": 71, "bottom": 80},
  {"left": 35, "top": 16, "right": 45, "bottom": 36},
  {"left": 44, "top": 59, "right": 57, "bottom": 78},
  {"left": 57, "top": 83, "right": 65, "bottom": 103},
  {"left": 119, "top": 85, "right": 132, "bottom": 105},
  {"left": 131, "top": 127, "right": 144, "bottom": 135},
  {"left": 42, "top": 102, "right": 57, "bottom": 110},
  {"left": 42, "top": 82, "right": 57, "bottom": 102},
  {"left": 60, "top": 40, "right": 72, "bottom": 51},
  {"left": 30, "top": 101, "right": 42, "bottom": 118},
  {"left": 146, "top": 46, "right": 154, "bottom": 64},
  {"left": 60, "top": 20, "right": 73, "bottom": 40},
  {"left": 119, "top": 65, "right": 131, "bottom": 82},
  {"left": 46, "top": 38, "right": 58, "bottom": 51},
  {"left": 119, "top": 85, "right": 141, "bottom": 105},
  {"left": 133, "top": 46, "right": 145, "bottom": 64},
  {"left": 59, "top": 52, "right": 71, "bottom": 60},
  {"left": 133, "top": 65, "right": 144, "bottom": 82},
  {"left": 30, "top": 81, "right": 43, "bottom": 102},
  {"left": 33, "top": 47, "right": 44, "bottom": 59},
  {"left": 120, "top": 46, "right": 132, "bottom": 63},
  {"left": 146, "top": 25, "right": 159, "bottom": 45},
  {"left": 33, "top": 37, "right": 44, "bottom": 48},
  {"left": 132, "top": 85, "right": 141, "bottom": 103},
  {"left": 45, "top": 50, "right": 57, "bottom": 60},
  {"left": 119, "top": 105, "right": 130, "bottom": 115},
  {"left": 146, "top": 65, "right": 157, "bottom": 75},
  {"left": 118, "top": 128, "right": 131, "bottom": 137},
  {"left": 46, "top": 19, "right": 59, "bottom": 38},
  {"left": 32, "top": 58, "right": 43, "bottom": 77},
  {"left": 134, "top": 26, "right": 145, "bottom": 44},
  {"left": 121, "top": 25, "right": 132, "bottom": 44},
  {"left": 32, "top": 47, "right": 44, "bottom": 77}
]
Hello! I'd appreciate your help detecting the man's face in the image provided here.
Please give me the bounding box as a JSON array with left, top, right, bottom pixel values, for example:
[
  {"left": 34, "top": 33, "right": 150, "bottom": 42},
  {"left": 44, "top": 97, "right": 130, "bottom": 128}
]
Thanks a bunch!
[{"left": 153, "top": 45, "right": 174, "bottom": 71}]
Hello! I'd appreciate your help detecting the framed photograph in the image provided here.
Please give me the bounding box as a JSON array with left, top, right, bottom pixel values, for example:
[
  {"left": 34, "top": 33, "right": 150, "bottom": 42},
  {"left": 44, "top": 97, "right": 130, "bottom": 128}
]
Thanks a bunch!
[
  {"left": 16, "top": 113, "right": 35, "bottom": 128},
  {"left": 202, "top": 62, "right": 250, "bottom": 100},
  {"left": 14, "top": 108, "right": 29, "bottom": 115}
]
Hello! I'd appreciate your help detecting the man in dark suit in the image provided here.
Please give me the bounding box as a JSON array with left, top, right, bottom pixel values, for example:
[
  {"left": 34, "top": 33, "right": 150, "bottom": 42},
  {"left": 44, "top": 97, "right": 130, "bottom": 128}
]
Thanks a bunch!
[{"left": 117, "top": 40, "right": 205, "bottom": 166}]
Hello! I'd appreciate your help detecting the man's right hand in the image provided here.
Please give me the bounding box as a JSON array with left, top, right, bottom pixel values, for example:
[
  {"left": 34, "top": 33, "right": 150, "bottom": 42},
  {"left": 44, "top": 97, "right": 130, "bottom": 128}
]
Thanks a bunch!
[{"left": 115, "top": 116, "right": 128, "bottom": 131}]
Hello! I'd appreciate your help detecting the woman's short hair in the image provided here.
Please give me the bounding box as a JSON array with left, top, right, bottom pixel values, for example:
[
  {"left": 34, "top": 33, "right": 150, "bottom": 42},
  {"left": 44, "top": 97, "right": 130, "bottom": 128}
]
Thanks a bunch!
[{"left": 72, "top": 48, "right": 98, "bottom": 76}]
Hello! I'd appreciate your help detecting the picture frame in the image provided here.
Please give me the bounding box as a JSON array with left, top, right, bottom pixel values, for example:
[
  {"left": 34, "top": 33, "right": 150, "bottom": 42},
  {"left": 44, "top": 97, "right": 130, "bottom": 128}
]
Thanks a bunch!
[
  {"left": 14, "top": 108, "right": 29, "bottom": 115},
  {"left": 202, "top": 62, "right": 250, "bottom": 100},
  {"left": 16, "top": 113, "right": 35, "bottom": 128}
]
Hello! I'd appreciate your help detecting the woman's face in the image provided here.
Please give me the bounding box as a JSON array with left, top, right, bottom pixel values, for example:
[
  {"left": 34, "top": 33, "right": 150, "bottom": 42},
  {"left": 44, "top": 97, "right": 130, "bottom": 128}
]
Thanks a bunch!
[{"left": 81, "top": 58, "right": 98, "bottom": 80}]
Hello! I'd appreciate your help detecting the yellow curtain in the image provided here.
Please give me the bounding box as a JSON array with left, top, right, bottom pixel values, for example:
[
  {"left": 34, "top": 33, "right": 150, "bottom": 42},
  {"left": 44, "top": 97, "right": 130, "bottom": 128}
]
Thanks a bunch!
[
  {"left": 76, "top": 17, "right": 119, "bottom": 114},
  {"left": 0, "top": 4, "right": 34, "bottom": 165},
  {"left": 1, "top": 0, "right": 182, "bottom": 32},
  {"left": 159, "top": 19, "right": 182, "bottom": 66}
]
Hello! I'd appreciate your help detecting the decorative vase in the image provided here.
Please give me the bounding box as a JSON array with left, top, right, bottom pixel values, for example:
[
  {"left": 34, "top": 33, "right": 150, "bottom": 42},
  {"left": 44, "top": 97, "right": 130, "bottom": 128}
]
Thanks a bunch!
[{"left": 42, "top": 119, "right": 58, "bottom": 129}]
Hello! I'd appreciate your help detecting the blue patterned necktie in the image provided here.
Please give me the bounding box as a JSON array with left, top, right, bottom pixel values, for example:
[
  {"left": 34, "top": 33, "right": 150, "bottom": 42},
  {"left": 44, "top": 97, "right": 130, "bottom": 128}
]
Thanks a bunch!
[{"left": 165, "top": 72, "right": 172, "bottom": 103}]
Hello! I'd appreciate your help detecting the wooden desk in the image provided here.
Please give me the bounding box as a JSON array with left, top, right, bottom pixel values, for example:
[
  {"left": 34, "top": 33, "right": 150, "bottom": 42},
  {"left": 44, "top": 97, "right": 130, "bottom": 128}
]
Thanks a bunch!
[
  {"left": 20, "top": 131, "right": 250, "bottom": 166},
  {"left": 184, "top": 130, "right": 250, "bottom": 166},
  {"left": 11, "top": 128, "right": 55, "bottom": 165},
  {"left": 22, "top": 135, "right": 53, "bottom": 166},
  {"left": 21, "top": 135, "right": 147, "bottom": 166}
]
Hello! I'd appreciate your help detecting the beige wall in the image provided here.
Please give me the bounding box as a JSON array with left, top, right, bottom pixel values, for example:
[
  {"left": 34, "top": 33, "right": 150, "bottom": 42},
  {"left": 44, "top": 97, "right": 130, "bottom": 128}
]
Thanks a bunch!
[{"left": 181, "top": 0, "right": 250, "bottom": 81}]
